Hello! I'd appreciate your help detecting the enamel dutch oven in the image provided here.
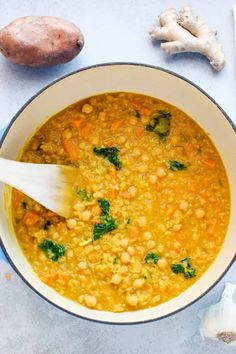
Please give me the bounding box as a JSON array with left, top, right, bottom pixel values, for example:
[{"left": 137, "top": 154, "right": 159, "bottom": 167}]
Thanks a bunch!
[{"left": 0, "top": 63, "right": 236, "bottom": 324}]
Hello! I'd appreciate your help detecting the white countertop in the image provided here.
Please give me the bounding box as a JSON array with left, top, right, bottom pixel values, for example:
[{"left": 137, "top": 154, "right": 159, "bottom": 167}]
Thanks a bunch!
[{"left": 0, "top": 1, "right": 236, "bottom": 353}]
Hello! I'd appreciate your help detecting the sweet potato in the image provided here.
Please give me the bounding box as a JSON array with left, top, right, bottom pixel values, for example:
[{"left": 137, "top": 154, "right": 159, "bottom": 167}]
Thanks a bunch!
[{"left": 0, "top": 16, "right": 84, "bottom": 67}]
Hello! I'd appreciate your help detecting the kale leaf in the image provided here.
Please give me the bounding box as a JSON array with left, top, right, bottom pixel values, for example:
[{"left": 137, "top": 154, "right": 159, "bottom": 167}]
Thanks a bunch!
[
  {"left": 77, "top": 188, "right": 92, "bottom": 201},
  {"left": 144, "top": 252, "right": 161, "bottom": 264},
  {"left": 21, "top": 201, "right": 28, "bottom": 209},
  {"left": 171, "top": 258, "right": 196, "bottom": 279},
  {"left": 98, "top": 198, "right": 110, "bottom": 215},
  {"left": 93, "top": 198, "right": 117, "bottom": 240},
  {"left": 93, "top": 217, "right": 117, "bottom": 241},
  {"left": 43, "top": 220, "right": 52, "bottom": 231},
  {"left": 146, "top": 110, "right": 171, "bottom": 142},
  {"left": 169, "top": 160, "right": 187, "bottom": 171},
  {"left": 93, "top": 147, "right": 122, "bottom": 170},
  {"left": 127, "top": 217, "right": 131, "bottom": 225},
  {"left": 38, "top": 239, "right": 66, "bottom": 262}
]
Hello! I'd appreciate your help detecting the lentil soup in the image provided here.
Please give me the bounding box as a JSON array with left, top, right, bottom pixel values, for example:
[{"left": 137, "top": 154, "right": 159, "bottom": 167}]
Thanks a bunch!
[{"left": 12, "top": 92, "right": 230, "bottom": 312}]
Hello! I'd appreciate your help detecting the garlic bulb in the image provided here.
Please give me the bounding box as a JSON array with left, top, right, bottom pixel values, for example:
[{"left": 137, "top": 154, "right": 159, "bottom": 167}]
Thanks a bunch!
[{"left": 199, "top": 283, "right": 236, "bottom": 345}]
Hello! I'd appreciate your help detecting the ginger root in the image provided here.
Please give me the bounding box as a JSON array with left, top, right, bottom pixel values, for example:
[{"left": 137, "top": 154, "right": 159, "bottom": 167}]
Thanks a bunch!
[{"left": 149, "top": 7, "right": 225, "bottom": 71}]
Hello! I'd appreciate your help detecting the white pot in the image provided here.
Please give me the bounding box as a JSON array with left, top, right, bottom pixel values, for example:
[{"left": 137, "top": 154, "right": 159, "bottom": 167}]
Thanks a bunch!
[{"left": 0, "top": 63, "right": 235, "bottom": 324}]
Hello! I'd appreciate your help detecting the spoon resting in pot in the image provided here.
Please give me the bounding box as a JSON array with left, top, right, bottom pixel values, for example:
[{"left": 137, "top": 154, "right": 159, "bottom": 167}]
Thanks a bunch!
[{"left": 0, "top": 157, "right": 78, "bottom": 218}]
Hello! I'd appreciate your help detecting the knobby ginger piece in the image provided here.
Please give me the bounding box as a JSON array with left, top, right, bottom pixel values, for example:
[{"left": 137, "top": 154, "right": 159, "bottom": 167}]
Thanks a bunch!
[{"left": 149, "top": 7, "right": 225, "bottom": 71}]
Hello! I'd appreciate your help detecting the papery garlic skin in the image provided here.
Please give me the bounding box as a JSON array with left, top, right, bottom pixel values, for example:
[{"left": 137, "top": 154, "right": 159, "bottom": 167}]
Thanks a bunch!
[{"left": 199, "top": 283, "right": 236, "bottom": 346}]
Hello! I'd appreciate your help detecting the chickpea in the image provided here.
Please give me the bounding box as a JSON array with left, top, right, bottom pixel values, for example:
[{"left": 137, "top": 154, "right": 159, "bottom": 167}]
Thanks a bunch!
[
  {"left": 67, "top": 250, "right": 74, "bottom": 258},
  {"left": 124, "top": 186, "right": 137, "bottom": 199},
  {"left": 157, "top": 258, "right": 167, "bottom": 269},
  {"left": 142, "top": 154, "right": 149, "bottom": 162},
  {"left": 138, "top": 216, "right": 147, "bottom": 227},
  {"left": 91, "top": 205, "right": 101, "bottom": 216},
  {"left": 74, "top": 202, "right": 85, "bottom": 212},
  {"left": 157, "top": 244, "right": 164, "bottom": 253},
  {"left": 66, "top": 218, "right": 77, "bottom": 229},
  {"left": 195, "top": 208, "right": 205, "bottom": 219},
  {"left": 93, "top": 191, "right": 104, "bottom": 199},
  {"left": 133, "top": 278, "right": 145, "bottom": 289},
  {"left": 130, "top": 185, "right": 137, "bottom": 196},
  {"left": 117, "top": 136, "right": 126, "bottom": 144},
  {"left": 80, "top": 210, "right": 92, "bottom": 221},
  {"left": 173, "top": 241, "right": 181, "bottom": 249},
  {"left": 153, "top": 147, "right": 161, "bottom": 155},
  {"left": 98, "top": 111, "right": 106, "bottom": 120},
  {"left": 84, "top": 294, "right": 97, "bottom": 308},
  {"left": 78, "top": 261, "right": 87, "bottom": 270},
  {"left": 159, "top": 280, "right": 167, "bottom": 291},
  {"left": 133, "top": 148, "right": 141, "bottom": 157},
  {"left": 141, "top": 116, "right": 149, "bottom": 124},
  {"left": 111, "top": 274, "right": 122, "bottom": 285},
  {"left": 148, "top": 175, "right": 158, "bottom": 184},
  {"left": 138, "top": 164, "right": 148, "bottom": 173},
  {"left": 179, "top": 200, "right": 189, "bottom": 211},
  {"left": 121, "top": 252, "right": 131, "bottom": 264},
  {"left": 129, "top": 117, "right": 137, "bottom": 125},
  {"left": 126, "top": 294, "right": 138, "bottom": 306},
  {"left": 147, "top": 240, "right": 156, "bottom": 249},
  {"left": 62, "top": 129, "right": 72, "bottom": 139},
  {"left": 137, "top": 246, "right": 146, "bottom": 257},
  {"left": 156, "top": 167, "right": 166, "bottom": 178},
  {"left": 82, "top": 103, "right": 93, "bottom": 114},
  {"left": 172, "top": 224, "right": 182, "bottom": 232},
  {"left": 127, "top": 246, "right": 135, "bottom": 255},
  {"left": 120, "top": 238, "right": 129, "bottom": 248},
  {"left": 120, "top": 265, "right": 128, "bottom": 274},
  {"left": 91, "top": 137, "right": 99, "bottom": 145},
  {"left": 143, "top": 232, "right": 152, "bottom": 240}
]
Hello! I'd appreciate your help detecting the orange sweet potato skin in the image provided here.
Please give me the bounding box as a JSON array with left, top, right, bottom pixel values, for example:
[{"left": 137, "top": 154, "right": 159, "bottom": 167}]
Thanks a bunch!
[{"left": 0, "top": 16, "right": 84, "bottom": 67}]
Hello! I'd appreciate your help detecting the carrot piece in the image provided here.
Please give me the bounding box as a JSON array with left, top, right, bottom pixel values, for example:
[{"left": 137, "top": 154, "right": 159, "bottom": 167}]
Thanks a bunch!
[
  {"left": 156, "top": 178, "right": 162, "bottom": 191},
  {"left": 79, "top": 122, "right": 93, "bottom": 139},
  {"left": 175, "top": 231, "right": 186, "bottom": 241},
  {"left": 71, "top": 118, "right": 84, "bottom": 128},
  {"left": 46, "top": 211, "right": 56, "bottom": 218},
  {"left": 107, "top": 188, "right": 116, "bottom": 200},
  {"left": 139, "top": 107, "right": 152, "bottom": 116},
  {"left": 201, "top": 178, "right": 209, "bottom": 188},
  {"left": 187, "top": 180, "right": 197, "bottom": 192},
  {"left": 12, "top": 189, "right": 23, "bottom": 209},
  {"left": 166, "top": 207, "right": 175, "bottom": 217},
  {"left": 111, "top": 120, "right": 124, "bottom": 133},
  {"left": 128, "top": 226, "right": 139, "bottom": 239},
  {"left": 88, "top": 251, "right": 102, "bottom": 263},
  {"left": 202, "top": 158, "right": 216, "bottom": 169},
  {"left": 131, "top": 99, "right": 142, "bottom": 109},
  {"left": 63, "top": 138, "right": 77, "bottom": 159},
  {"left": 23, "top": 211, "right": 40, "bottom": 226},
  {"left": 134, "top": 126, "right": 145, "bottom": 139},
  {"left": 185, "top": 143, "right": 194, "bottom": 152},
  {"left": 109, "top": 167, "right": 117, "bottom": 179}
]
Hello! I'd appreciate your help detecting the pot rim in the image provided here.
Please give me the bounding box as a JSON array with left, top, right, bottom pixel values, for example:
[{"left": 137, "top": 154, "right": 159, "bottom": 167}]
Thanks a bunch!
[{"left": 0, "top": 62, "right": 235, "bottom": 325}]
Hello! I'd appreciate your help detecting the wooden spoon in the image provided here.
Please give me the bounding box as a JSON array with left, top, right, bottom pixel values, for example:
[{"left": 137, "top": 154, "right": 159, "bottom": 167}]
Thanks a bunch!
[{"left": 0, "top": 157, "right": 78, "bottom": 218}]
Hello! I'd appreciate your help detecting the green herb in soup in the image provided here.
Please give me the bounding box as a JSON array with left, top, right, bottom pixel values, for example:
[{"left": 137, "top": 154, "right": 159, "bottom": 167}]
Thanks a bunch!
[
  {"left": 169, "top": 160, "right": 187, "bottom": 171},
  {"left": 38, "top": 239, "right": 66, "bottom": 262},
  {"left": 144, "top": 252, "right": 161, "bottom": 264},
  {"left": 146, "top": 110, "right": 171, "bottom": 142},
  {"left": 93, "top": 147, "right": 122, "bottom": 170},
  {"left": 171, "top": 258, "right": 196, "bottom": 279}
]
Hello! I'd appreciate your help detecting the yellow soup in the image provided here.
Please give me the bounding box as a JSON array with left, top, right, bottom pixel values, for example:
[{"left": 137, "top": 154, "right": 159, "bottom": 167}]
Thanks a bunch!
[{"left": 12, "top": 92, "right": 230, "bottom": 312}]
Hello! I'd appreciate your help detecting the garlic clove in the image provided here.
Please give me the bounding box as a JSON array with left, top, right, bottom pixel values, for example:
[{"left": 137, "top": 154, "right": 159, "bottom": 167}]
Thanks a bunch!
[{"left": 199, "top": 283, "right": 236, "bottom": 346}]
